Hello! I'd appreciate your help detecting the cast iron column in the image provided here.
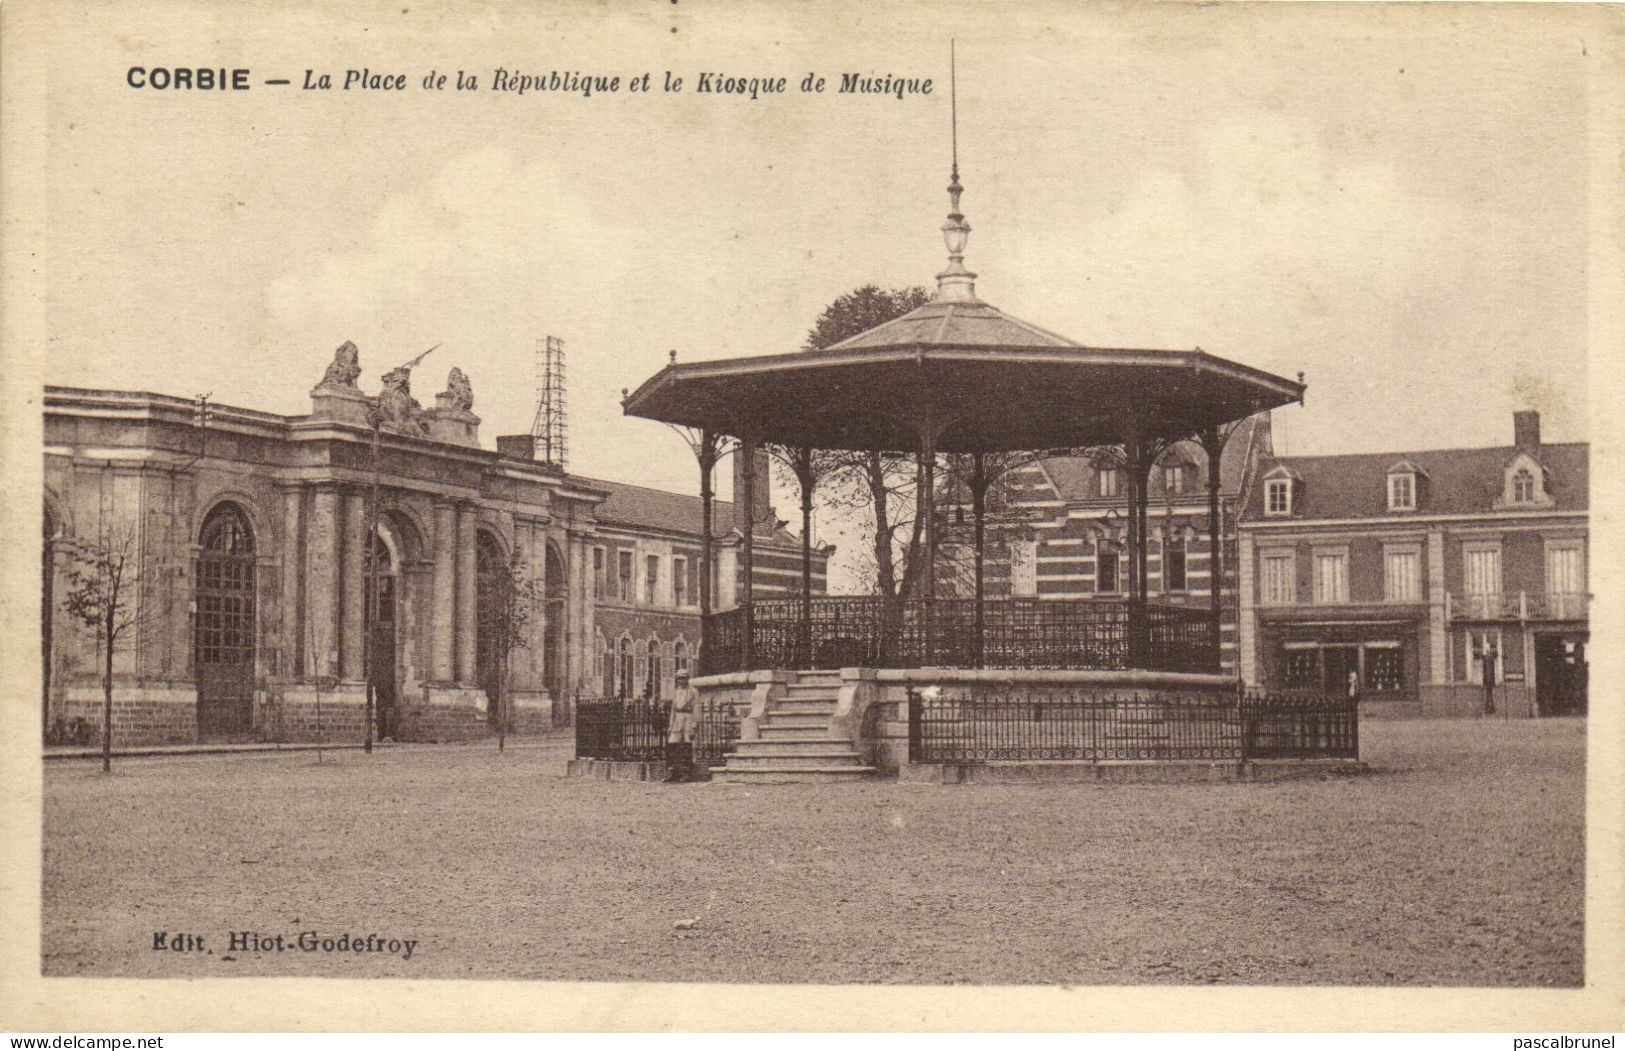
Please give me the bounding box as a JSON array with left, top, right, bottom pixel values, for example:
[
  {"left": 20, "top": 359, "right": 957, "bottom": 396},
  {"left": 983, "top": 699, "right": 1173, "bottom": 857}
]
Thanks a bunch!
[
  {"left": 971, "top": 452, "right": 987, "bottom": 668},
  {"left": 918, "top": 410, "right": 938, "bottom": 663},
  {"left": 796, "top": 446, "right": 815, "bottom": 668},
  {"left": 738, "top": 432, "right": 757, "bottom": 672},
  {"left": 1199, "top": 426, "right": 1227, "bottom": 674},
  {"left": 697, "top": 430, "right": 717, "bottom": 669}
]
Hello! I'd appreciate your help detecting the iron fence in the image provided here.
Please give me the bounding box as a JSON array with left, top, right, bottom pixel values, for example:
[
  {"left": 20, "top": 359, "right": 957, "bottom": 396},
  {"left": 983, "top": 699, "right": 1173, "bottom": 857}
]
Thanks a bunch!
[
  {"left": 574, "top": 697, "right": 669, "bottom": 762},
  {"left": 693, "top": 699, "right": 744, "bottom": 768},
  {"left": 907, "top": 684, "right": 1358, "bottom": 764},
  {"left": 1238, "top": 688, "right": 1359, "bottom": 760},
  {"left": 701, "top": 597, "right": 1214, "bottom": 675},
  {"left": 573, "top": 695, "right": 744, "bottom": 767}
]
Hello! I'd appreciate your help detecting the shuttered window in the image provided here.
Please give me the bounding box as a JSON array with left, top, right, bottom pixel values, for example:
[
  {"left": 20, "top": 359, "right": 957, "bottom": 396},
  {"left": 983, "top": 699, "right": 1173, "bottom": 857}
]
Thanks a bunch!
[
  {"left": 1313, "top": 552, "right": 1348, "bottom": 604},
  {"left": 1385, "top": 549, "right": 1420, "bottom": 602}
]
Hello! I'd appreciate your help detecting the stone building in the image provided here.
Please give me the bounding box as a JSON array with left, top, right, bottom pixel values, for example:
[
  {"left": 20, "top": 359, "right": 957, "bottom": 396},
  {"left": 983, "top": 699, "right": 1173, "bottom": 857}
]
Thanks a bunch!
[
  {"left": 1236, "top": 411, "right": 1588, "bottom": 717},
  {"left": 41, "top": 344, "right": 829, "bottom": 745},
  {"left": 938, "top": 414, "right": 1275, "bottom": 675}
]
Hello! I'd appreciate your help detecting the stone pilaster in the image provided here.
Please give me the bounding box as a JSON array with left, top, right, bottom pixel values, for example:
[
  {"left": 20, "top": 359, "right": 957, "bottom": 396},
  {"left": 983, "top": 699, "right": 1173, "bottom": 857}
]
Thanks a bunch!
[
  {"left": 1237, "top": 533, "right": 1257, "bottom": 686},
  {"left": 455, "top": 503, "right": 478, "bottom": 685},
  {"left": 1427, "top": 528, "right": 1448, "bottom": 684},
  {"left": 279, "top": 486, "right": 303, "bottom": 679},
  {"left": 431, "top": 501, "right": 456, "bottom": 682},
  {"left": 306, "top": 488, "right": 340, "bottom": 679},
  {"left": 341, "top": 490, "right": 367, "bottom": 681}
]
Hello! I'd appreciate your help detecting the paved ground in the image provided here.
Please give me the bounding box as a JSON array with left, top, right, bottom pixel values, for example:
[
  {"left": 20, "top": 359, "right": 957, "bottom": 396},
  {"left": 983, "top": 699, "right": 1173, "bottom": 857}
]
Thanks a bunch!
[{"left": 41, "top": 718, "right": 1584, "bottom": 986}]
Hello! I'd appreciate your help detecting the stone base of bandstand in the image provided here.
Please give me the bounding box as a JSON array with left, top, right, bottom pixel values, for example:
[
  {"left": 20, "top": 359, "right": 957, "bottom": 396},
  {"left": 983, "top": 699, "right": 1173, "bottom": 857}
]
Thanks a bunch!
[
  {"left": 902, "top": 758, "right": 1367, "bottom": 784},
  {"left": 688, "top": 666, "right": 1364, "bottom": 784}
]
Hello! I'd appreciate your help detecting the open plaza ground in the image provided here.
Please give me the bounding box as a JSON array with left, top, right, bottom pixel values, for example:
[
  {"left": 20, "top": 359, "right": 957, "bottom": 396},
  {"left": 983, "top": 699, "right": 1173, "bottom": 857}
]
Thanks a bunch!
[{"left": 41, "top": 718, "right": 1584, "bottom": 986}]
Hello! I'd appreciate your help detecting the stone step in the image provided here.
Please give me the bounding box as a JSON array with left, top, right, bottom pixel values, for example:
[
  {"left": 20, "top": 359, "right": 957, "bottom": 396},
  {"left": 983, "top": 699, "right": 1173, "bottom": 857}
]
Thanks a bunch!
[
  {"left": 761, "top": 712, "right": 830, "bottom": 729},
  {"left": 757, "top": 724, "right": 840, "bottom": 741},
  {"left": 711, "top": 765, "right": 876, "bottom": 784},
  {"left": 781, "top": 686, "right": 841, "bottom": 700},
  {"left": 770, "top": 699, "right": 838, "bottom": 715},
  {"left": 725, "top": 752, "right": 866, "bottom": 769},
  {"left": 732, "top": 737, "right": 855, "bottom": 755}
]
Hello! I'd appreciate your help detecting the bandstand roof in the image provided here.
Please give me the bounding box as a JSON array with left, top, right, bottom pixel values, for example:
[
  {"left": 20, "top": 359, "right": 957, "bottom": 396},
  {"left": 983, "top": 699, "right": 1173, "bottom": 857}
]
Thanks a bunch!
[
  {"left": 623, "top": 164, "right": 1305, "bottom": 454},
  {"left": 622, "top": 296, "right": 1303, "bottom": 454}
]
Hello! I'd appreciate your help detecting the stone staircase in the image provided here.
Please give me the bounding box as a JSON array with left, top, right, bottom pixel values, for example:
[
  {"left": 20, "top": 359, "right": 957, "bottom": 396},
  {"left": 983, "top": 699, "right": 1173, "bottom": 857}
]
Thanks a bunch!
[{"left": 712, "top": 670, "right": 875, "bottom": 783}]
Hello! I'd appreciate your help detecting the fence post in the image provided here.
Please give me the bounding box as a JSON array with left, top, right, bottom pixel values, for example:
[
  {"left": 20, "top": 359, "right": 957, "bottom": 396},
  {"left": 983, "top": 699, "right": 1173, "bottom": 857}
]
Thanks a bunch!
[{"left": 906, "top": 688, "right": 921, "bottom": 765}]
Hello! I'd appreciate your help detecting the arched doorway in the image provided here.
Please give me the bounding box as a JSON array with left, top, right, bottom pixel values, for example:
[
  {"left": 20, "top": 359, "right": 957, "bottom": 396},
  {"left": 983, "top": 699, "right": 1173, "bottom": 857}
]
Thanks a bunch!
[
  {"left": 196, "top": 503, "right": 256, "bottom": 738},
  {"left": 475, "top": 531, "right": 509, "bottom": 726},
  {"left": 365, "top": 531, "right": 399, "bottom": 740},
  {"left": 544, "top": 541, "right": 569, "bottom": 725}
]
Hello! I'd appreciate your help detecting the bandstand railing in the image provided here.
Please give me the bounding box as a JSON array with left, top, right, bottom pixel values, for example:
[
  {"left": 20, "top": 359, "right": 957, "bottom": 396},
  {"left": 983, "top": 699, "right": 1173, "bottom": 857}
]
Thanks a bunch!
[
  {"left": 699, "top": 596, "right": 1215, "bottom": 675},
  {"left": 907, "top": 685, "right": 1358, "bottom": 764}
]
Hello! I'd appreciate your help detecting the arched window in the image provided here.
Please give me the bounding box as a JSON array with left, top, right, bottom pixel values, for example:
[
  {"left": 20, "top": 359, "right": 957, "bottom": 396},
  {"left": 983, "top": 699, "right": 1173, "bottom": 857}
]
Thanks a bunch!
[
  {"left": 646, "top": 638, "right": 662, "bottom": 700},
  {"left": 196, "top": 502, "right": 257, "bottom": 736},
  {"left": 1513, "top": 469, "right": 1535, "bottom": 504},
  {"left": 616, "top": 637, "right": 633, "bottom": 699},
  {"left": 674, "top": 639, "right": 689, "bottom": 679}
]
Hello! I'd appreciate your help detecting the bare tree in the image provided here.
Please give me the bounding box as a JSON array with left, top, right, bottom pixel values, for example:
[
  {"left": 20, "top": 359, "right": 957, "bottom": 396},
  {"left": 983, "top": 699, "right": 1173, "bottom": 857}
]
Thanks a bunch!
[
  {"left": 801, "top": 285, "right": 933, "bottom": 601},
  {"left": 57, "top": 523, "right": 166, "bottom": 773},
  {"left": 477, "top": 546, "right": 545, "bottom": 752}
]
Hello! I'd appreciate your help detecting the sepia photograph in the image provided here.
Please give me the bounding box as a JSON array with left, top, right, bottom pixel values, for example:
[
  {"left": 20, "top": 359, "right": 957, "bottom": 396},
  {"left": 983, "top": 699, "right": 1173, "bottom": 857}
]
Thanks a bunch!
[{"left": 2, "top": 0, "right": 1621, "bottom": 1034}]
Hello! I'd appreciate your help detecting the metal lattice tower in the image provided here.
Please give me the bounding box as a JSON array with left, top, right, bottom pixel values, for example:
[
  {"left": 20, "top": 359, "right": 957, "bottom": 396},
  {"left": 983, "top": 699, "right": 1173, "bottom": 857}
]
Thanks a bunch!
[{"left": 530, "top": 336, "right": 568, "bottom": 468}]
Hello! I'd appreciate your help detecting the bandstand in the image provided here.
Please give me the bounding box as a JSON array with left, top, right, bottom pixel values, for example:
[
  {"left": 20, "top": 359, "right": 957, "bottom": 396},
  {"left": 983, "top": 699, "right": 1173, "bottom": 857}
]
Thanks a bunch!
[{"left": 611, "top": 158, "right": 1358, "bottom": 783}]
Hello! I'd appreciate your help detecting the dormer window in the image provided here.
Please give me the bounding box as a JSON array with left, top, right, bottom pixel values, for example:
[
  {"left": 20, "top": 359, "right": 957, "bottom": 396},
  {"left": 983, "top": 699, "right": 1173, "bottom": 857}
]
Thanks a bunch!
[
  {"left": 1163, "top": 464, "right": 1185, "bottom": 495},
  {"left": 1388, "top": 472, "right": 1415, "bottom": 511},
  {"left": 1512, "top": 469, "right": 1535, "bottom": 504},
  {"left": 1098, "top": 467, "right": 1119, "bottom": 499},
  {"left": 1265, "top": 478, "right": 1292, "bottom": 516}
]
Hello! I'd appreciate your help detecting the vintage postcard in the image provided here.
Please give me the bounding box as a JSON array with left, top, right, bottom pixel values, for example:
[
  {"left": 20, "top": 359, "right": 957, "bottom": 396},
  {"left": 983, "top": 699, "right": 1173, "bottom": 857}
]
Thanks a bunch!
[{"left": 1, "top": 0, "right": 1622, "bottom": 1034}]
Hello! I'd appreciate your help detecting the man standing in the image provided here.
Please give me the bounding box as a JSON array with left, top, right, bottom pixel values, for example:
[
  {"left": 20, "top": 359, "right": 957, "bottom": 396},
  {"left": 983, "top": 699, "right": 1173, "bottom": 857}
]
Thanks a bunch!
[{"left": 665, "top": 669, "right": 697, "bottom": 782}]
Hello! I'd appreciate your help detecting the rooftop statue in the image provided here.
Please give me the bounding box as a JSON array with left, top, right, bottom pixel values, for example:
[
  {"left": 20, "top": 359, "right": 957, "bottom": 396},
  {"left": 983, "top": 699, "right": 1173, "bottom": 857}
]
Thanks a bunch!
[
  {"left": 378, "top": 364, "right": 430, "bottom": 434},
  {"left": 316, "top": 341, "right": 362, "bottom": 391},
  {"left": 441, "top": 367, "right": 474, "bottom": 412}
]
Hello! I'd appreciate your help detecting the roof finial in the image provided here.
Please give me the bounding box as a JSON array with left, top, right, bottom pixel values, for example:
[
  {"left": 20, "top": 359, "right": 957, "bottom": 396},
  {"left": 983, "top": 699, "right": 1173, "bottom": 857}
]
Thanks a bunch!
[{"left": 937, "top": 39, "right": 978, "bottom": 303}]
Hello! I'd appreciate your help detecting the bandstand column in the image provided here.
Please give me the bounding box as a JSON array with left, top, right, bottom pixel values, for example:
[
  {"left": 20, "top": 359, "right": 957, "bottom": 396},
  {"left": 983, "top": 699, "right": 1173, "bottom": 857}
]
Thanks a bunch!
[
  {"left": 737, "top": 432, "right": 756, "bottom": 671},
  {"left": 430, "top": 501, "right": 456, "bottom": 682},
  {"left": 796, "top": 446, "right": 814, "bottom": 668},
  {"left": 698, "top": 431, "right": 716, "bottom": 665},
  {"left": 1199, "top": 426, "right": 1227, "bottom": 673},
  {"left": 971, "top": 453, "right": 987, "bottom": 669},
  {"left": 917, "top": 409, "right": 938, "bottom": 662}
]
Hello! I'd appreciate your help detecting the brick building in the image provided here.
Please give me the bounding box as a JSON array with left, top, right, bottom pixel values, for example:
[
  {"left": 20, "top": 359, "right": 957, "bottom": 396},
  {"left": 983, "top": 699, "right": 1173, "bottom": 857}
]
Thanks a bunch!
[
  {"left": 942, "top": 414, "right": 1275, "bottom": 674},
  {"left": 41, "top": 345, "right": 828, "bottom": 745},
  {"left": 1236, "top": 411, "right": 1588, "bottom": 717}
]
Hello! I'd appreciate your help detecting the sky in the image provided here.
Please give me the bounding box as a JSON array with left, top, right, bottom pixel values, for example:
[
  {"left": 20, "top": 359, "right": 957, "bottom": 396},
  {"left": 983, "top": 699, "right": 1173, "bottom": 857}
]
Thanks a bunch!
[{"left": 39, "top": 3, "right": 1599, "bottom": 547}]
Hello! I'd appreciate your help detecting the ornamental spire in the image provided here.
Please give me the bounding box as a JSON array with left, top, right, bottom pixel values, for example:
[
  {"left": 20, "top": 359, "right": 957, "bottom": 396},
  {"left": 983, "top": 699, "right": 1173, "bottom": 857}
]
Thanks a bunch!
[{"left": 936, "top": 40, "right": 977, "bottom": 302}]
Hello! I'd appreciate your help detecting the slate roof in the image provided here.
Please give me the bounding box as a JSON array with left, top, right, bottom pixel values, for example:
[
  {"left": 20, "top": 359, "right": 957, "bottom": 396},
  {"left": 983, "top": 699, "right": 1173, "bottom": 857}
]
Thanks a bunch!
[
  {"left": 822, "top": 297, "right": 1083, "bottom": 352},
  {"left": 573, "top": 475, "right": 800, "bottom": 544},
  {"left": 1242, "top": 442, "right": 1589, "bottom": 520}
]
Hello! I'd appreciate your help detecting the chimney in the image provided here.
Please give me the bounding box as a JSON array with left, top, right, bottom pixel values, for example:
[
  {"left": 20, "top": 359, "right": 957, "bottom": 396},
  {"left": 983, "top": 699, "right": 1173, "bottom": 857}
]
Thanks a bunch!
[
  {"left": 733, "top": 447, "right": 773, "bottom": 536},
  {"left": 1513, "top": 410, "right": 1541, "bottom": 455}
]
